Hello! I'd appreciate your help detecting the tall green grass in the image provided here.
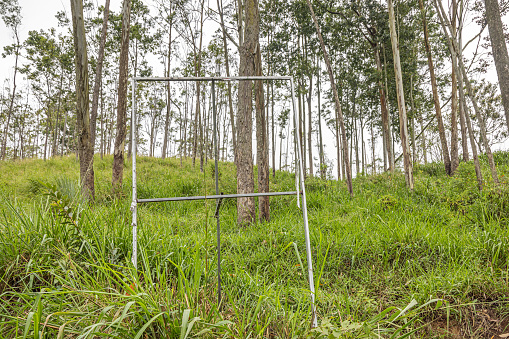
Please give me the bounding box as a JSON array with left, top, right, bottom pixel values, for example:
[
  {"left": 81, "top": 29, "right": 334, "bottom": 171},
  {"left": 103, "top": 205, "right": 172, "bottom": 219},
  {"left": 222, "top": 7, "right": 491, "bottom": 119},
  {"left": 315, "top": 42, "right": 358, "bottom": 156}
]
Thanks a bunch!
[{"left": 1, "top": 153, "right": 509, "bottom": 337}]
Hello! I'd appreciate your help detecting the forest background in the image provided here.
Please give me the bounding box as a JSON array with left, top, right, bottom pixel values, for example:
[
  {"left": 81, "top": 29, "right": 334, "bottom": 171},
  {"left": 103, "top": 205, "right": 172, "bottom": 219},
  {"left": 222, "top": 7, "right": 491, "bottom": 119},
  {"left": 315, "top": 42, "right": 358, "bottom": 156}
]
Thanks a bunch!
[{"left": 1, "top": 0, "right": 507, "bottom": 182}]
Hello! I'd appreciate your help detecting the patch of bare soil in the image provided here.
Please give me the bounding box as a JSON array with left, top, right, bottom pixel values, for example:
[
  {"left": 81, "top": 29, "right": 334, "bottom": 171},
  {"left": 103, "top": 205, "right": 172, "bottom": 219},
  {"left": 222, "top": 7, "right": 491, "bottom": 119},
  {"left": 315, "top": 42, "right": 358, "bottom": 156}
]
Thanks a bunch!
[{"left": 424, "top": 306, "right": 509, "bottom": 338}]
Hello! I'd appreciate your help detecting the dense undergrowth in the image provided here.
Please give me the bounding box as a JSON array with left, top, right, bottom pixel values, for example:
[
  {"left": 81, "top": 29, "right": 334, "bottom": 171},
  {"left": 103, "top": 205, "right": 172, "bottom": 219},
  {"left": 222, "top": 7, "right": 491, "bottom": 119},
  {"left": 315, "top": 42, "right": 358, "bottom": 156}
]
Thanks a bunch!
[{"left": 1, "top": 152, "right": 509, "bottom": 338}]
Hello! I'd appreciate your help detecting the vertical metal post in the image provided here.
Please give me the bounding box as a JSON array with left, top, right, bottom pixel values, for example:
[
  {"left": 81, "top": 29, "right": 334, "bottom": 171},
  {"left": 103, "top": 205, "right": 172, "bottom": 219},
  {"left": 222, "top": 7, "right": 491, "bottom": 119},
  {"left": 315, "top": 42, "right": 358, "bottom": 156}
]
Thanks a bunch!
[
  {"left": 212, "top": 80, "right": 222, "bottom": 304},
  {"left": 131, "top": 78, "right": 138, "bottom": 269},
  {"left": 290, "top": 78, "right": 317, "bottom": 327}
]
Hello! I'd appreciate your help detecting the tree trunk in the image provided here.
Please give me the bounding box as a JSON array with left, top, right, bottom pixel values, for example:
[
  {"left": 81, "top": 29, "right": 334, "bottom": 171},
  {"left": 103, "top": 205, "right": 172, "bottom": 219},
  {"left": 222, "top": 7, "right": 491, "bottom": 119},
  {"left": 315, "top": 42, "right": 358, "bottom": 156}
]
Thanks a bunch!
[
  {"left": 43, "top": 103, "right": 50, "bottom": 161},
  {"left": 218, "top": 0, "right": 237, "bottom": 162},
  {"left": 112, "top": 0, "right": 132, "bottom": 193},
  {"left": 306, "top": 0, "right": 353, "bottom": 196},
  {"left": 184, "top": 84, "right": 190, "bottom": 160},
  {"left": 388, "top": 0, "right": 414, "bottom": 189},
  {"left": 90, "top": 0, "right": 110, "bottom": 155},
  {"left": 458, "top": 97, "right": 469, "bottom": 160},
  {"left": 126, "top": 32, "right": 139, "bottom": 159},
  {"left": 297, "top": 77, "right": 304, "bottom": 175},
  {"left": 374, "top": 45, "right": 393, "bottom": 172},
  {"left": 409, "top": 74, "right": 417, "bottom": 163},
  {"left": 484, "top": 0, "right": 509, "bottom": 131},
  {"left": 271, "top": 81, "right": 276, "bottom": 177},
  {"left": 349, "top": 115, "right": 353, "bottom": 176},
  {"left": 53, "top": 66, "right": 64, "bottom": 157},
  {"left": 464, "top": 99, "right": 484, "bottom": 190},
  {"left": 162, "top": 12, "right": 173, "bottom": 159},
  {"left": 71, "top": 0, "right": 95, "bottom": 200},
  {"left": 100, "top": 86, "right": 104, "bottom": 160},
  {"left": 199, "top": 1, "right": 205, "bottom": 171},
  {"left": 335, "top": 125, "right": 341, "bottom": 179},
  {"left": 371, "top": 122, "right": 376, "bottom": 174},
  {"left": 192, "top": 0, "right": 205, "bottom": 171},
  {"left": 12, "top": 124, "right": 16, "bottom": 159},
  {"left": 307, "top": 58, "right": 313, "bottom": 178},
  {"left": 236, "top": 0, "right": 257, "bottom": 226},
  {"left": 456, "top": 72, "right": 483, "bottom": 189},
  {"left": 199, "top": 86, "right": 204, "bottom": 171},
  {"left": 108, "top": 82, "right": 117, "bottom": 155},
  {"left": 382, "top": 125, "right": 387, "bottom": 170},
  {"left": 61, "top": 111, "right": 67, "bottom": 157},
  {"left": 418, "top": 110, "right": 427, "bottom": 164},
  {"left": 354, "top": 114, "right": 359, "bottom": 176},
  {"left": 455, "top": 59, "right": 484, "bottom": 189},
  {"left": 149, "top": 96, "right": 156, "bottom": 157},
  {"left": 383, "top": 43, "right": 395, "bottom": 170},
  {"left": 0, "top": 36, "right": 19, "bottom": 160},
  {"left": 302, "top": 88, "right": 306, "bottom": 176},
  {"left": 237, "top": 0, "right": 244, "bottom": 47},
  {"left": 35, "top": 112, "right": 39, "bottom": 158},
  {"left": 363, "top": 132, "right": 367, "bottom": 173},
  {"left": 419, "top": 0, "right": 451, "bottom": 176},
  {"left": 317, "top": 60, "right": 325, "bottom": 179},
  {"left": 280, "top": 122, "right": 285, "bottom": 171},
  {"left": 201, "top": 90, "right": 205, "bottom": 168},
  {"left": 450, "top": 0, "right": 459, "bottom": 173},
  {"left": 298, "top": 36, "right": 307, "bottom": 177},
  {"left": 361, "top": 117, "right": 365, "bottom": 173},
  {"left": 193, "top": 84, "right": 199, "bottom": 166},
  {"left": 285, "top": 121, "right": 290, "bottom": 169},
  {"left": 457, "top": 6, "right": 469, "bottom": 162},
  {"left": 20, "top": 97, "right": 28, "bottom": 158},
  {"left": 255, "top": 49, "right": 269, "bottom": 222}
]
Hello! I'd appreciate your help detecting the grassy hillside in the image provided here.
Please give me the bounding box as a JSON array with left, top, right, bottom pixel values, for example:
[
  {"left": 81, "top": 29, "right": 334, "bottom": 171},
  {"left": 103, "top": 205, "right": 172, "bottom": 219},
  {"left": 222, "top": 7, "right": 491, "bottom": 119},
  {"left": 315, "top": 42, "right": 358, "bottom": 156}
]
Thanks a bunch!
[{"left": 1, "top": 153, "right": 509, "bottom": 338}]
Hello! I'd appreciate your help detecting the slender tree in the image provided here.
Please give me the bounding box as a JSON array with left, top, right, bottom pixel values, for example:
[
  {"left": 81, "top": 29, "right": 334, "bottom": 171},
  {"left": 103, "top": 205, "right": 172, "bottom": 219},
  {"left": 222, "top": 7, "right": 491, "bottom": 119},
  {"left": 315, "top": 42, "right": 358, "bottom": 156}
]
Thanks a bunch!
[
  {"left": 255, "top": 52, "right": 270, "bottom": 222},
  {"left": 317, "top": 58, "right": 326, "bottom": 179},
  {"left": 387, "top": 0, "right": 413, "bottom": 189},
  {"left": 450, "top": 0, "right": 459, "bottom": 172},
  {"left": 457, "top": 1, "right": 469, "bottom": 162},
  {"left": 375, "top": 45, "right": 394, "bottom": 172},
  {"left": 90, "top": 0, "right": 110, "bottom": 153},
  {"left": 484, "top": 0, "right": 509, "bottom": 131},
  {"left": 70, "top": 0, "right": 94, "bottom": 200},
  {"left": 112, "top": 0, "right": 132, "bottom": 192},
  {"left": 217, "top": 0, "right": 237, "bottom": 162},
  {"left": 236, "top": 0, "right": 259, "bottom": 225},
  {"left": 161, "top": 2, "right": 174, "bottom": 159},
  {"left": 196, "top": 0, "right": 205, "bottom": 172},
  {"left": 305, "top": 37, "right": 313, "bottom": 177},
  {"left": 0, "top": 0, "right": 21, "bottom": 160}
]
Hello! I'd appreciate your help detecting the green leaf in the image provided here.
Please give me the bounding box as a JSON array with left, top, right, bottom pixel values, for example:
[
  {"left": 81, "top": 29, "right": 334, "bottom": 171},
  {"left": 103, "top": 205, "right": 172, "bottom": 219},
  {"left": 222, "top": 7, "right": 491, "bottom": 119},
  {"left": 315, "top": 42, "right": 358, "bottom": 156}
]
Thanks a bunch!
[
  {"left": 180, "top": 309, "right": 191, "bottom": 339},
  {"left": 133, "top": 312, "right": 166, "bottom": 339}
]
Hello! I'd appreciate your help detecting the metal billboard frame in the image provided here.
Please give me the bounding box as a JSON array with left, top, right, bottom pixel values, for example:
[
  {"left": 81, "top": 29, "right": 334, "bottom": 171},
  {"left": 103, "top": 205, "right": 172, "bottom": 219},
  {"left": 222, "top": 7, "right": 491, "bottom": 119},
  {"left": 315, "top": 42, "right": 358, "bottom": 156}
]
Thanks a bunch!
[{"left": 130, "top": 75, "right": 317, "bottom": 327}]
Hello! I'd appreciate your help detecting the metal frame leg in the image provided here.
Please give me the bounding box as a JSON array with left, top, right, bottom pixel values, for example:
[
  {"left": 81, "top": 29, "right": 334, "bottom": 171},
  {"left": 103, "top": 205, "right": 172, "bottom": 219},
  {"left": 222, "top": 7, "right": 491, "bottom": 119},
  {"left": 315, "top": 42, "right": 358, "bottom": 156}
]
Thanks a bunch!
[
  {"left": 291, "top": 78, "right": 317, "bottom": 327},
  {"left": 131, "top": 79, "right": 138, "bottom": 270}
]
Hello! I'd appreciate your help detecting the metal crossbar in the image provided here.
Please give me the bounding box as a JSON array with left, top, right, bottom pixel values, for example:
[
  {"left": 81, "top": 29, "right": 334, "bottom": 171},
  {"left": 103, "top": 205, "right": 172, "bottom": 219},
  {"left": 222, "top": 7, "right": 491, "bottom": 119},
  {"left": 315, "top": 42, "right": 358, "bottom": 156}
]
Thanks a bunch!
[
  {"left": 138, "top": 191, "right": 299, "bottom": 203},
  {"left": 130, "top": 75, "right": 317, "bottom": 327}
]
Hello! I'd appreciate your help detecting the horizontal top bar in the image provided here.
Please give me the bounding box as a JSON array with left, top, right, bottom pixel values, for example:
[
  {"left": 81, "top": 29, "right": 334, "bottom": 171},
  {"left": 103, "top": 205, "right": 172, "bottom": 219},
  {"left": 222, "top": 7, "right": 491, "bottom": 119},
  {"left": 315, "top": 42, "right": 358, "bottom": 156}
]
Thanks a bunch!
[
  {"left": 137, "top": 191, "right": 299, "bottom": 203},
  {"left": 133, "top": 76, "right": 293, "bottom": 82}
]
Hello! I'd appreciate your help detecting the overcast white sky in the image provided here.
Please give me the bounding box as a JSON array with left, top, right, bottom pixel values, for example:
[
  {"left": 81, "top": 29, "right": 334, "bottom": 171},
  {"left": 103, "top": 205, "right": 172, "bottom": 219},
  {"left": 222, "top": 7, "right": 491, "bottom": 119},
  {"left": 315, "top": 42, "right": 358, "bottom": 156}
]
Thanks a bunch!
[
  {"left": 0, "top": 0, "right": 505, "bottom": 78},
  {"left": 0, "top": 0, "right": 123, "bottom": 82}
]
